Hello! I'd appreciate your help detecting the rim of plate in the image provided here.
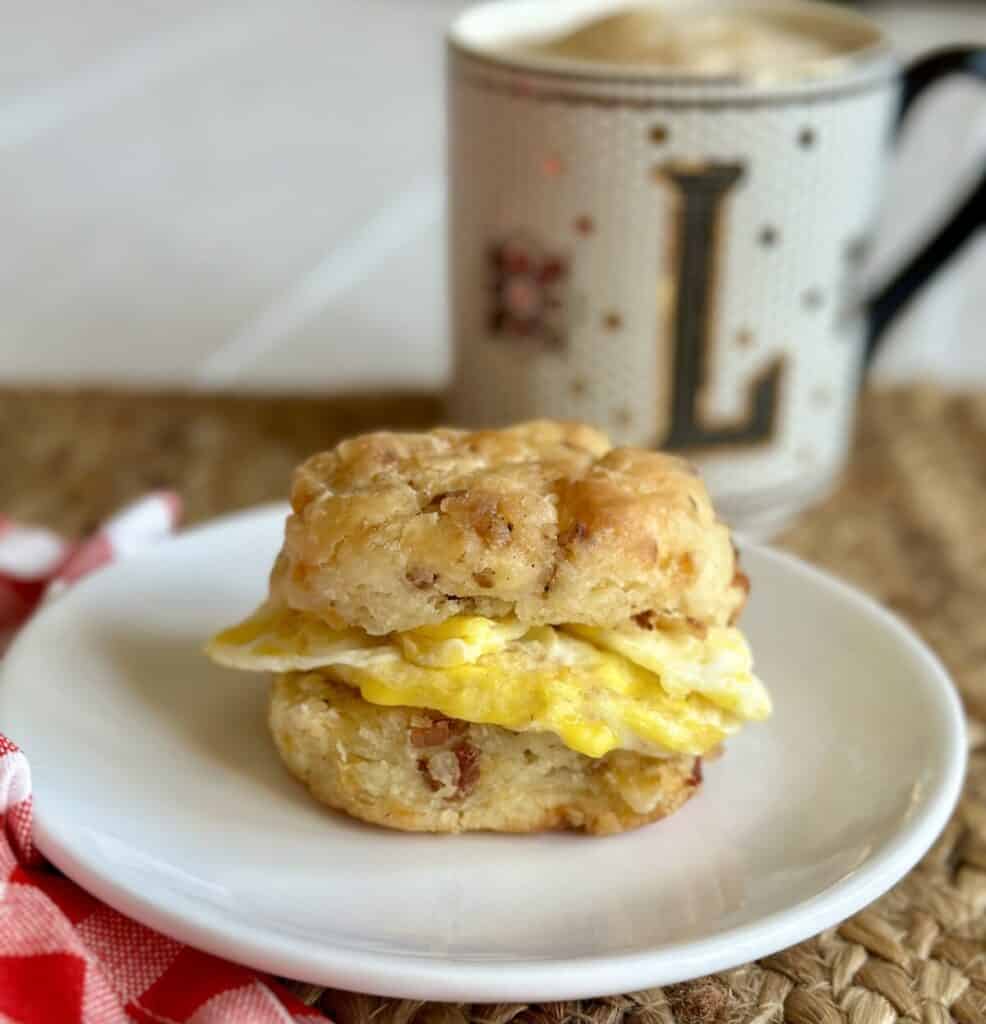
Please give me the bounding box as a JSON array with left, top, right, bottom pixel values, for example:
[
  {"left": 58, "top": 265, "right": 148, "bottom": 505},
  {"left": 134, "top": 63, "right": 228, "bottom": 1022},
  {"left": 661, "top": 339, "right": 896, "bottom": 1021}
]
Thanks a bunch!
[{"left": 11, "top": 507, "right": 968, "bottom": 1002}]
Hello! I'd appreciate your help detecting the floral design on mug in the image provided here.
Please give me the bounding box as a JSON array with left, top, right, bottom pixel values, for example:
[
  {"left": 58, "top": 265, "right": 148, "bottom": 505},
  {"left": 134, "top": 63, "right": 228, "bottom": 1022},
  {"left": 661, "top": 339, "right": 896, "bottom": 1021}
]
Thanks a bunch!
[{"left": 487, "top": 234, "right": 569, "bottom": 350}]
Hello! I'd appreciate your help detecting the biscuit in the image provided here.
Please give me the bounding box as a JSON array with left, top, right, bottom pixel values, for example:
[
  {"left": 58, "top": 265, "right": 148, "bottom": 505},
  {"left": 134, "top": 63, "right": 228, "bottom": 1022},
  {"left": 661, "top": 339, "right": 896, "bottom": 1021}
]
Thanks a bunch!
[
  {"left": 269, "top": 673, "right": 702, "bottom": 835},
  {"left": 270, "top": 420, "right": 745, "bottom": 635}
]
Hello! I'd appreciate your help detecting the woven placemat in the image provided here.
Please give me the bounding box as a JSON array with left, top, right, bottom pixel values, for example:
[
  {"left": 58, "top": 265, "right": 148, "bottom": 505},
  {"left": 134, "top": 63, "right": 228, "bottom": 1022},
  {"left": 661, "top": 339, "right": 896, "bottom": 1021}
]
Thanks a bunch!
[{"left": 2, "top": 384, "right": 984, "bottom": 1024}]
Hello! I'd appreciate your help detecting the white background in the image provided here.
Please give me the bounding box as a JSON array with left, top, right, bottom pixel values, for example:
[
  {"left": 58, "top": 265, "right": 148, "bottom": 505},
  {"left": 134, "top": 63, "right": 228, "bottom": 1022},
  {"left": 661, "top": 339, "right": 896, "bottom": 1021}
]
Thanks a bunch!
[{"left": 0, "top": 0, "right": 984, "bottom": 392}]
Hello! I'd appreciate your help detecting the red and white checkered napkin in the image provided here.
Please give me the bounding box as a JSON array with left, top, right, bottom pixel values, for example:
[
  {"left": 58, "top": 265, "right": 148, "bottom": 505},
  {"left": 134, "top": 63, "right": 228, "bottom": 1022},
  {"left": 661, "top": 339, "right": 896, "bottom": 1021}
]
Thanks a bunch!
[{"left": 0, "top": 495, "right": 328, "bottom": 1024}]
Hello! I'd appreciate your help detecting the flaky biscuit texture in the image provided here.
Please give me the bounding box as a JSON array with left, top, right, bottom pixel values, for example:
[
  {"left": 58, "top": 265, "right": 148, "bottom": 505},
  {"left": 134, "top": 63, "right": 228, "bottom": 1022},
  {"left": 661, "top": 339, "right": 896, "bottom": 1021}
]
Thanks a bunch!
[
  {"left": 270, "top": 420, "right": 745, "bottom": 634},
  {"left": 270, "top": 673, "right": 701, "bottom": 835}
]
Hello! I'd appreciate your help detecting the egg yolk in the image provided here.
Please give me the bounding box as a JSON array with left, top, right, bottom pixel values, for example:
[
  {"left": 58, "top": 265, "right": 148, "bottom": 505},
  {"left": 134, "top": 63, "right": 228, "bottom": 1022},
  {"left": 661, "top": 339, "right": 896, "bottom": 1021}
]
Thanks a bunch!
[{"left": 207, "top": 607, "right": 770, "bottom": 758}]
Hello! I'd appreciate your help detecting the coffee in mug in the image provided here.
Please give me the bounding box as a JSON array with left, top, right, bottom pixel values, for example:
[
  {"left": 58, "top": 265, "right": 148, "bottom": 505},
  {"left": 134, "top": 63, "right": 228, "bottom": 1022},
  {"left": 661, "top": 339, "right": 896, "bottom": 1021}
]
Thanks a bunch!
[
  {"left": 513, "top": 6, "right": 849, "bottom": 78},
  {"left": 447, "top": 0, "right": 986, "bottom": 536}
]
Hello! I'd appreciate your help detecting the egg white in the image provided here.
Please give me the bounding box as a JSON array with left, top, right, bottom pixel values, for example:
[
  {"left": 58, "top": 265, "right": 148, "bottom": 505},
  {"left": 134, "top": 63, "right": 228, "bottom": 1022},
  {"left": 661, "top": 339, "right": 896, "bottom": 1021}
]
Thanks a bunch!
[{"left": 207, "top": 605, "right": 770, "bottom": 758}]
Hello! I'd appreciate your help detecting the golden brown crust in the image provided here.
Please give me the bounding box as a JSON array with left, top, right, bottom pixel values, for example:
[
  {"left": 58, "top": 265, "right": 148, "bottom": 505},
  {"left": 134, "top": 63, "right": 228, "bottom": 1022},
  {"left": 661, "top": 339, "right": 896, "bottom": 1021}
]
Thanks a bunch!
[
  {"left": 270, "top": 420, "right": 745, "bottom": 635},
  {"left": 269, "top": 672, "right": 701, "bottom": 835}
]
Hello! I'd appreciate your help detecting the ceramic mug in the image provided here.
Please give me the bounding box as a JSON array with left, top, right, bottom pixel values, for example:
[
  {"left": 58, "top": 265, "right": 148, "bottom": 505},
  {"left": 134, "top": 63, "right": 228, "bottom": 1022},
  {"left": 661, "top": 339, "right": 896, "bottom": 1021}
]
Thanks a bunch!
[{"left": 446, "top": 0, "right": 986, "bottom": 536}]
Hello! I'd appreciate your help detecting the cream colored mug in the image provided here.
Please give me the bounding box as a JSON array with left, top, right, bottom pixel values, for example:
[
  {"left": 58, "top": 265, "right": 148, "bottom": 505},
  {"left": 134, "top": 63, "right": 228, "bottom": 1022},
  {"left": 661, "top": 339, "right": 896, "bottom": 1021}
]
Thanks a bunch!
[{"left": 446, "top": 0, "right": 986, "bottom": 536}]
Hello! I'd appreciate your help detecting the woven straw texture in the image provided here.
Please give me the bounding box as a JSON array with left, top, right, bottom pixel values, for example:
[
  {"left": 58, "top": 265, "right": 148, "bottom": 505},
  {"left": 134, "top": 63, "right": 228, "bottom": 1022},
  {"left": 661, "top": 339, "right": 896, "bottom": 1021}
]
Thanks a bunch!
[{"left": 2, "top": 385, "right": 983, "bottom": 1024}]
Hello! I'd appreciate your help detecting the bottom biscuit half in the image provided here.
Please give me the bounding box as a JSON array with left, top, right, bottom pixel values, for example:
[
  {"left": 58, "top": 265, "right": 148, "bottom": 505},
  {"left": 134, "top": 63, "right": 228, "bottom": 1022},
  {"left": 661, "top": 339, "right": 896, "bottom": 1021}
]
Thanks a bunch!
[{"left": 269, "top": 672, "right": 703, "bottom": 835}]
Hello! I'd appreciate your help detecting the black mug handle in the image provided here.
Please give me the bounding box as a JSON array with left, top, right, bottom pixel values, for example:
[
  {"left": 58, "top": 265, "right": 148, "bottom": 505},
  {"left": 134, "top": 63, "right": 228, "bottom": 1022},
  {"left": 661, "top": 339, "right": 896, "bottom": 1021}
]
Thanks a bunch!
[{"left": 864, "top": 47, "right": 986, "bottom": 363}]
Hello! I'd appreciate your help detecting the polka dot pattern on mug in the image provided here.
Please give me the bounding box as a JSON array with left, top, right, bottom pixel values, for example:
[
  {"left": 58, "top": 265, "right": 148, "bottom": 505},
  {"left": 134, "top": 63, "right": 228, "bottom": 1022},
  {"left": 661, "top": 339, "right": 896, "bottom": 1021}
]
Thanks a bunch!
[
  {"left": 758, "top": 225, "right": 780, "bottom": 247},
  {"left": 448, "top": 40, "right": 897, "bottom": 495}
]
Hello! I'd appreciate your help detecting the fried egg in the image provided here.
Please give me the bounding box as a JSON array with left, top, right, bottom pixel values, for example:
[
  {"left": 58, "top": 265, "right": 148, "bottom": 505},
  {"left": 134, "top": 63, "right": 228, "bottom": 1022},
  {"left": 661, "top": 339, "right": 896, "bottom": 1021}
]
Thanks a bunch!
[{"left": 207, "top": 606, "right": 770, "bottom": 759}]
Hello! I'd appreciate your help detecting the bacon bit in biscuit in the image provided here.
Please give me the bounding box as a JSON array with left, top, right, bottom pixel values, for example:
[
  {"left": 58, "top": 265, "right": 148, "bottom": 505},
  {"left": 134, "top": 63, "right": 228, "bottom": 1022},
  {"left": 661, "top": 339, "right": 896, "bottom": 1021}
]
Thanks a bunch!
[
  {"left": 417, "top": 756, "right": 443, "bottom": 792},
  {"left": 472, "top": 569, "right": 495, "bottom": 589},
  {"left": 546, "top": 519, "right": 589, "bottom": 592},
  {"left": 633, "top": 609, "right": 708, "bottom": 638},
  {"left": 558, "top": 521, "right": 587, "bottom": 547},
  {"left": 410, "top": 723, "right": 451, "bottom": 748},
  {"left": 417, "top": 740, "right": 480, "bottom": 798},
  {"left": 677, "top": 552, "right": 695, "bottom": 579},
  {"left": 433, "top": 490, "right": 512, "bottom": 548},
  {"left": 418, "top": 750, "right": 458, "bottom": 793},
  {"left": 468, "top": 496, "right": 512, "bottom": 547},
  {"left": 409, "top": 716, "right": 467, "bottom": 748},
  {"left": 542, "top": 561, "right": 559, "bottom": 595},
  {"left": 406, "top": 566, "right": 438, "bottom": 590},
  {"left": 454, "top": 742, "right": 481, "bottom": 798},
  {"left": 689, "top": 757, "right": 703, "bottom": 786}
]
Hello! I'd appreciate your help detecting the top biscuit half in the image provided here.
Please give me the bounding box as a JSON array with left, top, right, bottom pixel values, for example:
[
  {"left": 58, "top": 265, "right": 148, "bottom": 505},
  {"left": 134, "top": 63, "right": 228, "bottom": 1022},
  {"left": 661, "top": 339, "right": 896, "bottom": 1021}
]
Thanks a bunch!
[{"left": 269, "top": 420, "right": 747, "bottom": 635}]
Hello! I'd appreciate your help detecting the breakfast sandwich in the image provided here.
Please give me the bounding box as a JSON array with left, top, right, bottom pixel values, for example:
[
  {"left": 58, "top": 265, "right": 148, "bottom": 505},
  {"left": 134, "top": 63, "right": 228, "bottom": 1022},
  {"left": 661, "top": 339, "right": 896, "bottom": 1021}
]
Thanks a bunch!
[{"left": 207, "top": 420, "right": 770, "bottom": 835}]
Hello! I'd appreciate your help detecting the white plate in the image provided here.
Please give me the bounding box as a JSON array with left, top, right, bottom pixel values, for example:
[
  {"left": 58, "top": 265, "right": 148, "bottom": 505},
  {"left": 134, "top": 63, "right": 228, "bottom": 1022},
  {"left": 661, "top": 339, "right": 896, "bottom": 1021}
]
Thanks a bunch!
[{"left": 0, "top": 505, "right": 965, "bottom": 1002}]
